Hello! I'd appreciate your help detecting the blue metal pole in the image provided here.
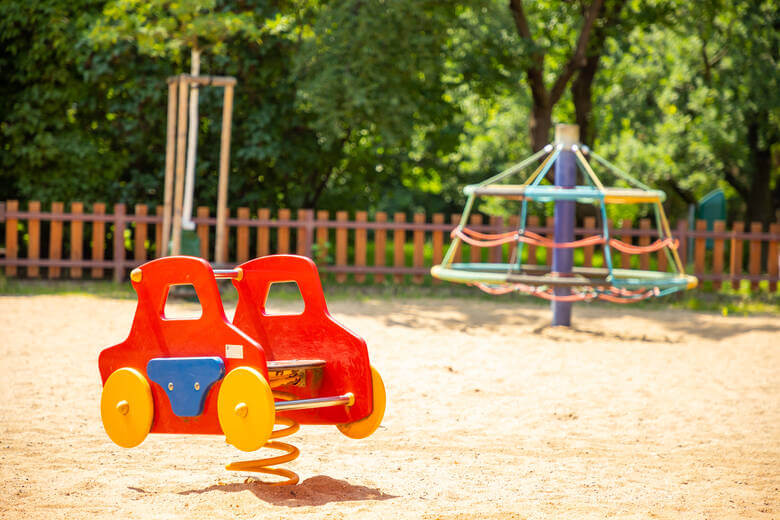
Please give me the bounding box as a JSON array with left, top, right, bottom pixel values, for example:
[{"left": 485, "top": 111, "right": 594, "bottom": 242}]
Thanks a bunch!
[{"left": 551, "top": 126, "right": 579, "bottom": 326}]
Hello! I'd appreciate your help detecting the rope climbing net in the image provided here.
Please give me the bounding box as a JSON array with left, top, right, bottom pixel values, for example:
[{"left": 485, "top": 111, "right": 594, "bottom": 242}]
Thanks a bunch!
[{"left": 431, "top": 143, "right": 698, "bottom": 302}]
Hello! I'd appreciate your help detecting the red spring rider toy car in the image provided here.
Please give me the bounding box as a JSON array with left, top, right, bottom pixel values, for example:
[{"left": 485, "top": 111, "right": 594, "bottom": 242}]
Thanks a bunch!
[{"left": 98, "top": 255, "right": 385, "bottom": 484}]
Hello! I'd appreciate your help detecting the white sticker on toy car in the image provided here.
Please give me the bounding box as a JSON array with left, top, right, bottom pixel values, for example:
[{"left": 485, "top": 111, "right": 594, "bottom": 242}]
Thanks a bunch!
[{"left": 225, "top": 344, "right": 244, "bottom": 359}]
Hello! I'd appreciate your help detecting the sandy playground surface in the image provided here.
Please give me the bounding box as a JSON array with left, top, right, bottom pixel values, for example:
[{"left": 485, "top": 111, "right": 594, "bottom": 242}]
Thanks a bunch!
[{"left": 0, "top": 293, "right": 778, "bottom": 519}]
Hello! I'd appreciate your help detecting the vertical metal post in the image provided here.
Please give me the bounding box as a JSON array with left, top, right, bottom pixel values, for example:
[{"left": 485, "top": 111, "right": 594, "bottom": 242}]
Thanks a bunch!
[{"left": 551, "top": 124, "right": 579, "bottom": 326}]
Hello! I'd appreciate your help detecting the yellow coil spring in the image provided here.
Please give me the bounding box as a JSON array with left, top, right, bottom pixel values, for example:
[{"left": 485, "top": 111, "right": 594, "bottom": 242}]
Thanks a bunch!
[{"left": 225, "top": 389, "right": 301, "bottom": 486}]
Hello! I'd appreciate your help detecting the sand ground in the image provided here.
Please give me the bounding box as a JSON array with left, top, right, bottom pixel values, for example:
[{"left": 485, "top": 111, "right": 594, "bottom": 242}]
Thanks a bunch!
[{"left": 0, "top": 293, "right": 778, "bottom": 519}]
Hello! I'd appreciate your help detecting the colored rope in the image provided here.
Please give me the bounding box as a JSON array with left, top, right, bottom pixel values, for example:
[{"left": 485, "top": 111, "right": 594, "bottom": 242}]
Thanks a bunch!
[
  {"left": 453, "top": 227, "right": 678, "bottom": 254},
  {"left": 472, "top": 282, "right": 660, "bottom": 303}
]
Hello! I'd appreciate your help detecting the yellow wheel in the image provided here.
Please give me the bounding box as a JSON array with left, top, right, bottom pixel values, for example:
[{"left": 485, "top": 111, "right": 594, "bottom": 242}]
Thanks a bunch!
[
  {"left": 217, "top": 367, "right": 275, "bottom": 452},
  {"left": 100, "top": 367, "right": 154, "bottom": 448},
  {"left": 338, "top": 366, "right": 386, "bottom": 439}
]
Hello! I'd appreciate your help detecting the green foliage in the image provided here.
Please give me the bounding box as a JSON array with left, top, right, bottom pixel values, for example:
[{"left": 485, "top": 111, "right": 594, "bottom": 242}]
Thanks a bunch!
[
  {"left": 88, "top": 0, "right": 265, "bottom": 60},
  {"left": 0, "top": 0, "right": 776, "bottom": 225}
]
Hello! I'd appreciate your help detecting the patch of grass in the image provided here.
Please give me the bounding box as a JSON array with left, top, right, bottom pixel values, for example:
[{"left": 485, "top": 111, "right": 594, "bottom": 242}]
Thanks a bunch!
[
  {"left": 1, "top": 276, "right": 777, "bottom": 316},
  {"left": 0, "top": 278, "right": 137, "bottom": 299}
]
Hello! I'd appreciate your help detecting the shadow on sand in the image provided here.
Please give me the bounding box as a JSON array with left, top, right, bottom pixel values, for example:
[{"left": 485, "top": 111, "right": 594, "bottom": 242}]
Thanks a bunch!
[{"left": 178, "top": 475, "right": 397, "bottom": 507}]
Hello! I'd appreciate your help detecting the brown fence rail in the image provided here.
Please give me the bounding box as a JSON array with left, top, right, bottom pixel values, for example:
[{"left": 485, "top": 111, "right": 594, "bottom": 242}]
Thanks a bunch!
[{"left": 1, "top": 200, "right": 778, "bottom": 291}]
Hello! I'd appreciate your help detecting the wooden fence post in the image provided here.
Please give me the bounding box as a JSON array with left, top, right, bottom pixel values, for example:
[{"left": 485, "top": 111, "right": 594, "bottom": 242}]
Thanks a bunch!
[
  {"left": 730, "top": 221, "right": 744, "bottom": 289},
  {"left": 221, "top": 207, "right": 230, "bottom": 263},
  {"left": 278, "top": 209, "right": 290, "bottom": 254},
  {"left": 712, "top": 220, "right": 726, "bottom": 289},
  {"left": 677, "top": 219, "right": 688, "bottom": 269},
  {"left": 28, "top": 201, "right": 41, "bottom": 278},
  {"left": 619, "top": 219, "right": 632, "bottom": 269},
  {"left": 769, "top": 223, "right": 779, "bottom": 293},
  {"left": 256, "top": 209, "right": 270, "bottom": 257},
  {"left": 48, "top": 202, "right": 64, "bottom": 278},
  {"left": 413, "top": 213, "right": 425, "bottom": 284},
  {"left": 155, "top": 205, "right": 164, "bottom": 258},
  {"left": 432, "top": 213, "right": 445, "bottom": 284},
  {"left": 297, "top": 209, "right": 314, "bottom": 257},
  {"left": 336, "top": 211, "right": 348, "bottom": 283},
  {"left": 92, "top": 203, "right": 106, "bottom": 278},
  {"left": 450, "top": 214, "right": 462, "bottom": 264},
  {"left": 469, "top": 214, "right": 482, "bottom": 264},
  {"left": 749, "top": 222, "right": 762, "bottom": 291},
  {"left": 113, "top": 203, "right": 126, "bottom": 283},
  {"left": 5, "top": 201, "right": 18, "bottom": 276},
  {"left": 394, "top": 212, "right": 406, "bottom": 283},
  {"left": 374, "top": 212, "right": 387, "bottom": 284},
  {"left": 527, "top": 215, "right": 539, "bottom": 265},
  {"left": 196, "top": 206, "right": 210, "bottom": 259},
  {"left": 70, "top": 202, "right": 84, "bottom": 278},
  {"left": 489, "top": 216, "right": 503, "bottom": 263},
  {"left": 236, "top": 207, "right": 250, "bottom": 263},
  {"left": 507, "top": 215, "right": 520, "bottom": 265},
  {"left": 316, "top": 210, "right": 329, "bottom": 263},
  {"left": 355, "top": 211, "right": 367, "bottom": 282},
  {"left": 545, "top": 216, "right": 553, "bottom": 267},
  {"left": 134, "top": 204, "right": 148, "bottom": 264},
  {"left": 639, "top": 218, "right": 651, "bottom": 271},
  {"left": 583, "top": 216, "right": 595, "bottom": 268},
  {"left": 694, "top": 219, "right": 706, "bottom": 279}
]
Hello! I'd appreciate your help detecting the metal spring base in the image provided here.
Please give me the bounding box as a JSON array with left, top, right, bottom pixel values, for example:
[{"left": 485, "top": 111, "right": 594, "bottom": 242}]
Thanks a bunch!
[{"left": 225, "top": 416, "right": 301, "bottom": 486}]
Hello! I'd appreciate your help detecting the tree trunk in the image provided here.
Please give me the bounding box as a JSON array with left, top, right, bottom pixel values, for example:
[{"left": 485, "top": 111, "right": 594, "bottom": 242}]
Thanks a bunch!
[
  {"left": 745, "top": 120, "right": 774, "bottom": 225},
  {"left": 530, "top": 103, "right": 553, "bottom": 152},
  {"left": 571, "top": 55, "right": 600, "bottom": 147}
]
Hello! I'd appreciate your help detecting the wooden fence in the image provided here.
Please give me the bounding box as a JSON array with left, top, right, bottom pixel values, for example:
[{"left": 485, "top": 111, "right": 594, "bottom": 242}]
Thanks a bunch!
[{"left": 1, "top": 200, "right": 778, "bottom": 291}]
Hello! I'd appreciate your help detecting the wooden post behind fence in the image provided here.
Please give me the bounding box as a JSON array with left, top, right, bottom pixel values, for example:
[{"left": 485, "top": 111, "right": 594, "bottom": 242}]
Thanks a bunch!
[
  {"left": 214, "top": 83, "right": 234, "bottom": 265},
  {"left": 171, "top": 77, "right": 188, "bottom": 256},
  {"left": 161, "top": 79, "right": 178, "bottom": 258}
]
